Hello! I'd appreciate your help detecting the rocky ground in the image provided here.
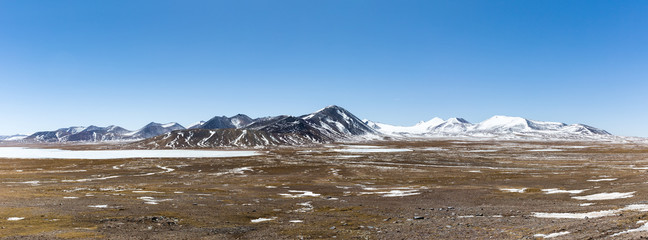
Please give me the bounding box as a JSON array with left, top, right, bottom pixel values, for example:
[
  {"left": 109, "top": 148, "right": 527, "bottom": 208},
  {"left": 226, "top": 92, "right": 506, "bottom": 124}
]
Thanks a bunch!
[{"left": 1, "top": 140, "right": 648, "bottom": 239}]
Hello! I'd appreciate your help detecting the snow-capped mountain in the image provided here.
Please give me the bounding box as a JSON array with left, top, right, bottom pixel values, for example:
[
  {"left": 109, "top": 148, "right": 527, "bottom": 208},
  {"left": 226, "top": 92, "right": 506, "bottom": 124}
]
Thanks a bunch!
[
  {"left": 66, "top": 125, "right": 131, "bottom": 141},
  {"left": 194, "top": 114, "right": 254, "bottom": 130},
  {"left": 364, "top": 118, "right": 445, "bottom": 136},
  {"left": 187, "top": 121, "right": 206, "bottom": 129},
  {"left": 26, "top": 126, "right": 92, "bottom": 142},
  {"left": 429, "top": 118, "right": 472, "bottom": 134},
  {"left": 0, "top": 134, "right": 28, "bottom": 141},
  {"left": 124, "top": 122, "right": 185, "bottom": 139},
  {"left": 301, "top": 105, "right": 378, "bottom": 139},
  {"left": 366, "top": 115, "right": 610, "bottom": 139},
  {"left": 25, "top": 122, "right": 185, "bottom": 142}
]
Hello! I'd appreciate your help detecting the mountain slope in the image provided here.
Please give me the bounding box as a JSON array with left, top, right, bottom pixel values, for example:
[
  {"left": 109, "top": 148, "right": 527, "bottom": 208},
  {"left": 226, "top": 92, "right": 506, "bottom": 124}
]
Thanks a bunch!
[
  {"left": 301, "top": 105, "right": 379, "bottom": 139},
  {"left": 133, "top": 128, "right": 328, "bottom": 148},
  {"left": 430, "top": 118, "right": 473, "bottom": 134}
]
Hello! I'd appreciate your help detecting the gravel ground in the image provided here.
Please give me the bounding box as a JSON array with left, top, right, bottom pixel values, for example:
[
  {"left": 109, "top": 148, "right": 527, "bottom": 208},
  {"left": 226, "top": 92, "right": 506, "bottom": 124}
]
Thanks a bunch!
[{"left": 1, "top": 140, "right": 648, "bottom": 239}]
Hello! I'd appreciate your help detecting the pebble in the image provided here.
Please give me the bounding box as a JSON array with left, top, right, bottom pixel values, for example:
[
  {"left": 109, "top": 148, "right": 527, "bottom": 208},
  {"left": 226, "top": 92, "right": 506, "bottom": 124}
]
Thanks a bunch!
[{"left": 413, "top": 216, "right": 425, "bottom": 220}]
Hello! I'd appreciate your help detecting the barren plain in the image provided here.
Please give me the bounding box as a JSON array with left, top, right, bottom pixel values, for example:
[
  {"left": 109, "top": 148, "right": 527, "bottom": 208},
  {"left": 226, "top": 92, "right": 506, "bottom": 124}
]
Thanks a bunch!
[{"left": 1, "top": 140, "right": 648, "bottom": 239}]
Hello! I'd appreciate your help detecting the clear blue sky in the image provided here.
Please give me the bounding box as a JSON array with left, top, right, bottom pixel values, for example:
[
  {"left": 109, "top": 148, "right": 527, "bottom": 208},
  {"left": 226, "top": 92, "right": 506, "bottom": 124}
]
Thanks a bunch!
[{"left": 0, "top": 1, "right": 647, "bottom": 137}]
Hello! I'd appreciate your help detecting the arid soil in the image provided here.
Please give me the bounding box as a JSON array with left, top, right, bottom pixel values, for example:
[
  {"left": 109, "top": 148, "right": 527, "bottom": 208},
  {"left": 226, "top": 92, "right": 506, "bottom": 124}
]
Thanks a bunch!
[{"left": 1, "top": 140, "right": 648, "bottom": 239}]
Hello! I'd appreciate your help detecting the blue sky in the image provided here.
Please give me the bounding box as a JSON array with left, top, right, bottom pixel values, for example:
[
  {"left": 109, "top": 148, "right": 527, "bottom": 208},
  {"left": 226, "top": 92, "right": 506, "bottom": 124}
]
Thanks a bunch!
[{"left": 0, "top": 1, "right": 647, "bottom": 137}]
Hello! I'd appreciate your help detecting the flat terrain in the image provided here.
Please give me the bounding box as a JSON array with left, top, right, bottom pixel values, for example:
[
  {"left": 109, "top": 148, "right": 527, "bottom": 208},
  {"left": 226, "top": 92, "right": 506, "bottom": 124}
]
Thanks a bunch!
[{"left": 1, "top": 140, "right": 648, "bottom": 239}]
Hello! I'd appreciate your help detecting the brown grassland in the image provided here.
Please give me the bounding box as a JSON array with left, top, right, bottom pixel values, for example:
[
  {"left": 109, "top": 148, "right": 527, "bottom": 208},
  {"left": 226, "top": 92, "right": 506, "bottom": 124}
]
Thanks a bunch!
[{"left": 1, "top": 140, "right": 648, "bottom": 239}]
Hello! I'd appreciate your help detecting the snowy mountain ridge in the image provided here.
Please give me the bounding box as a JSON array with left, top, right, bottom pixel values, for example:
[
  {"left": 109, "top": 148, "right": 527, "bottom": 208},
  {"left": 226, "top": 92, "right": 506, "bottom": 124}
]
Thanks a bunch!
[
  {"left": 24, "top": 122, "right": 185, "bottom": 142},
  {"left": 365, "top": 115, "right": 611, "bottom": 139}
]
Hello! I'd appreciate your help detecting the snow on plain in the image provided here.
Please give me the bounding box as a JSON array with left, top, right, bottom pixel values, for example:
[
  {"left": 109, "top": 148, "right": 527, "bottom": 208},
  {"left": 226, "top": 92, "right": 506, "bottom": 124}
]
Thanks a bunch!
[
  {"left": 528, "top": 149, "right": 563, "bottom": 152},
  {"left": 138, "top": 196, "right": 172, "bottom": 205},
  {"left": 500, "top": 188, "right": 527, "bottom": 193},
  {"left": 333, "top": 148, "right": 413, "bottom": 153},
  {"left": 586, "top": 178, "right": 617, "bottom": 182},
  {"left": 359, "top": 186, "right": 424, "bottom": 197},
  {"left": 572, "top": 192, "right": 635, "bottom": 201},
  {"left": 209, "top": 167, "right": 253, "bottom": 176},
  {"left": 375, "top": 190, "right": 420, "bottom": 197},
  {"left": 0, "top": 147, "right": 260, "bottom": 159},
  {"left": 542, "top": 188, "right": 588, "bottom": 194},
  {"left": 533, "top": 204, "right": 648, "bottom": 219},
  {"left": 612, "top": 221, "right": 648, "bottom": 236},
  {"left": 533, "top": 231, "right": 570, "bottom": 238},
  {"left": 88, "top": 205, "right": 108, "bottom": 208},
  {"left": 7, "top": 217, "right": 24, "bottom": 221},
  {"left": 420, "top": 147, "right": 447, "bottom": 151},
  {"left": 279, "top": 190, "right": 321, "bottom": 198},
  {"left": 251, "top": 217, "right": 277, "bottom": 223}
]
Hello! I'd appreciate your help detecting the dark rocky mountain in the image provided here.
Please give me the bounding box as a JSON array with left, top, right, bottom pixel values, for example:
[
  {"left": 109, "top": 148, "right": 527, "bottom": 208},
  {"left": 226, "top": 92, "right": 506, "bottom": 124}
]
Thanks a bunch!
[
  {"left": 230, "top": 114, "right": 255, "bottom": 128},
  {"left": 196, "top": 114, "right": 255, "bottom": 129},
  {"left": 134, "top": 105, "right": 379, "bottom": 148},
  {"left": 300, "top": 105, "right": 379, "bottom": 138}
]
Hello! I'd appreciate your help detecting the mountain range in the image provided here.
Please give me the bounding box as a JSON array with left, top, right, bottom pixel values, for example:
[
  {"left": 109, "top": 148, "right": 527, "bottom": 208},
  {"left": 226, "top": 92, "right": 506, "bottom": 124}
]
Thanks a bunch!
[
  {"left": 24, "top": 122, "right": 185, "bottom": 142},
  {"left": 365, "top": 115, "right": 609, "bottom": 139},
  {"left": 2, "top": 105, "right": 613, "bottom": 147}
]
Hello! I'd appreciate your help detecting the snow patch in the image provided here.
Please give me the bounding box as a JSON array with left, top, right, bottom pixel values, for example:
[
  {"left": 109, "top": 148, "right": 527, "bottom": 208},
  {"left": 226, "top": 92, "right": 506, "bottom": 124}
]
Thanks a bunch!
[
  {"left": 88, "top": 205, "right": 108, "bottom": 208},
  {"left": 528, "top": 149, "right": 563, "bottom": 152},
  {"left": 279, "top": 190, "right": 321, "bottom": 198},
  {"left": 586, "top": 178, "right": 617, "bottom": 182},
  {"left": 500, "top": 188, "right": 527, "bottom": 193},
  {"left": 533, "top": 204, "right": 648, "bottom": 219},
  {"left": 138, "top": 196, "right": 172, "bottom": 205},
  {"left": 533, "top": 231, "right": 570, "bottom": 238},
  {"left": 251, "top": 217, "right": 277, "bottom": 223},
  {"left": 542, "top": 188, "right": 588, "bottom": 194},
  {"left": 572, "top": 192, "right": 635, "bottom": 201},
  {"left": 612, "top": 221, "right": 648, "bottom": 237}
]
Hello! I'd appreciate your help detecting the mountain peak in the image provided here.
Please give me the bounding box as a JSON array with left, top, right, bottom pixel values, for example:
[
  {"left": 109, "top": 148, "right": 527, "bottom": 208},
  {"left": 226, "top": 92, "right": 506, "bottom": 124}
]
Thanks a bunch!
[
  {"left": 415, "top": 117, "right": 445, "bottom": 127},
  {"left": 446, "top": 117, "right": 470, "bottom": 124}
]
